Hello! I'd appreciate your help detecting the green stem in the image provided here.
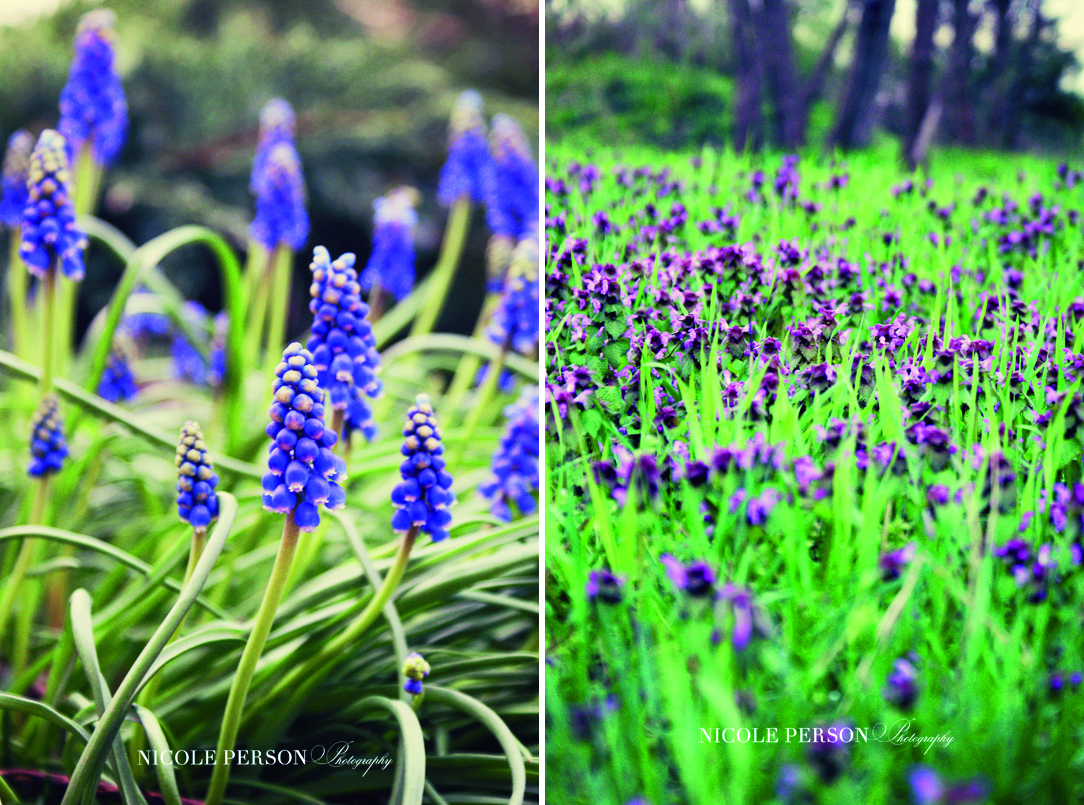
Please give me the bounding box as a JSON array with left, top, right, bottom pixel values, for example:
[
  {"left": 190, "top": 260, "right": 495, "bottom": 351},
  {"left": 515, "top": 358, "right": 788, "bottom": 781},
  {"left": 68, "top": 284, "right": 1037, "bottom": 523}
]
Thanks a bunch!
[
  {"left": 264, "top": 243, "right": 293, "bottom": 376},
  {"left": 130, "top": 526, "right": 206, "bottom": 777},
  {"left": 243, "top": 246, "right": 272, "bottom": 370},
  {"left": 0, "top": 771, "right": 20, "bottom": 804},
  {"left": 450, "top": 344, "right": 507, "bottom": 473},
  {"left": 412, "top": 198, "right": 471, "bottom": 336},
  {"left": 255, "top": 526, "right": 418, "bottom": 731},
  {"left": 7, "top": 231, "right": 28, "bottom": 361},
  {"left": 0, "top": 476, "right": 50, "bottom": 662},
  {"left": 39, "top": 269, "right": 56, "bottom": 396},
  {"left": 444, "top": 291, "right": 501, "bottom": 410},
  {"left": 204, "top": 511, "right": 301, "bottom": 805}
]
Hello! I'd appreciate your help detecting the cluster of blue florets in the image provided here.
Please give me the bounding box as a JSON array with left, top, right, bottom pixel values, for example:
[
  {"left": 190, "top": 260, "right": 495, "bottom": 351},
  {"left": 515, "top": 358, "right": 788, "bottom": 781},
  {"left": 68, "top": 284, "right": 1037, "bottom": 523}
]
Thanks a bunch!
[
  {"left": 392, "top": 394, "right": 455, "bottom": 542},
  {"left": 0, "top": 130, "right": 32, "bottom": 227},
  {"left": 58, "top": 9, "right": 128, "bottom": 166},
  {"left": 438, "top": 90, "right": 497, "bottom": 210},
  {"left": 175, "top": 421, "right": 220, "bottom": 532},
  {"left": 402, "top": 652, "right": 430, "bottom": 696},
  {"left": 307, "top": 246, "right": 383, "bottom": 442},
  {"left": 28, "top": 396, "right": 68, "bottom": 477},
  {"left": 489, "top": 113, "right": 538, "bottom": 240},
  {"left": 250, "top": 99, "right": 308, "bottom": 252},
  {"left": 98, "top": 348, "right": 138, "bottom": 403},
  {"left": 479, "top": 386, "right": 539, "bottom": 521},
  {"left": 19, "top": 129, "right": 87, "bottom": 280},
  {"left": 261, "top": 343, "right": 347, "bottom": 531},
  {"left": 487, "top": 237, "right": 539, "bottom": 355},
  {"left": 360, "top": 188, "right": 418, "bottom": 302}
]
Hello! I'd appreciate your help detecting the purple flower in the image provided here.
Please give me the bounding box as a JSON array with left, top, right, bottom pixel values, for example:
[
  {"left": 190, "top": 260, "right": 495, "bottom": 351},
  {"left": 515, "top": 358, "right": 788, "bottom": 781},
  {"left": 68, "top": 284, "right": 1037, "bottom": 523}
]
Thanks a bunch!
[
  {"left": 260, "top": 343, "right": 347, "bottom": 531},
  {"left": 489, "top": 113, "right": 539, "bottom": 239},
  {"left": 586, "top": 569, "right": 623, "bottom": 604},
  {"left": 660, "top": 554, "right": 716, "bottom": 597},
  {"left": 58, "top": 10, "right": 127, "bottom": 166},
  {"left": 479, "top": 386, "right": 539, "bottom": 521},
  {"left": 391, "top": 394, "right": 456, "bottom": 542},
  {"left": 438, "top": 90, "right": 497, "bottom": 210},
  {"left": 19, "top": 130, "right": 86, "bottom": 280},
  {"left": 884, "top": 658, "right": 918, "bottom": 709},
  {"left": 718, "top": 583, "right": 769, "bottom": 651},
  {"left": 28, "top": 396, "right": 68, "bottom": 478},
  {"left": 880, "top": 542, "right": 917, "bottom": 581},
  {"left": 747, "top": 488, "right": 782, "bottom": 525},
  {"left": 909, "top": 766, "right": 988, "bottom": 804},
  {"left": 175, "top": 421, "right": 219, "bottom": 532},
  {"left": 250, "top": 140, "right": 309, "bottom": 252},
  {"left": 360, "top": 187, "right": 418, "bottom": 302},
  {"left": 0, "top": 130, "right": 33, "bottom": 227}
]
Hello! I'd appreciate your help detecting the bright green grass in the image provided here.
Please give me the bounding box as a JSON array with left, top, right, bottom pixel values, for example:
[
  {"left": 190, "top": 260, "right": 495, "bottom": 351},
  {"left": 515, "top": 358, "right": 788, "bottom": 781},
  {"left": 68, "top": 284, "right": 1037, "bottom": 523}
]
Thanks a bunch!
[{"left": 545, "top": 139, "right": 1084, "bottom": 804}]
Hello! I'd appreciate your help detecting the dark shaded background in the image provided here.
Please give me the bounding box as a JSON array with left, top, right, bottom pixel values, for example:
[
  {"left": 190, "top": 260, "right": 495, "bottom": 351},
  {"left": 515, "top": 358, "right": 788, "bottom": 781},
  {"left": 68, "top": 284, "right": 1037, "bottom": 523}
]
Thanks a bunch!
[{"left": 0, "top": 0, "right": 539, "bottom": 343}]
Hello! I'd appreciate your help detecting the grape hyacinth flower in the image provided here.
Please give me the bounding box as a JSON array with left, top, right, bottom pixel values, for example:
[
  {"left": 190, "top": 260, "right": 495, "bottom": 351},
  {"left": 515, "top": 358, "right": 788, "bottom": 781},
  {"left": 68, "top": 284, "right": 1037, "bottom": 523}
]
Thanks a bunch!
[
  {"left": 250, "top": 99, "right": 296, "bottom": 196},
  {"left": 58, "top": 9, "right": 127, "bottom": 167},
  {"left": 489, "top": 113, "right": 539, "bottom": 239},
  {"left": 392, "top": 394, "right": 456, "bottom": 542},
  {"left": 402, "top": 652, "right": 431, "bottom": 696},
  {"left": 97, "top": 348, "right": 138, "bottom": 403},
  {"left": 249, "top": 140, "right": 309, "bottom": 253},
  {"left": 487, "top": 234, "right": 540, "bottom": 356},
  {"left": 0, "top": 130, "right": 32, "bottom": 227},
  {"left": 360, "top": 186, "right": 418, "bottom": 306},
  {"left": 19, "top": 129, "right": 87, "bottom": 280},
  {"left": 175, "top": 422, "right": 220, "bottom": 533},
  {"left": 438, "top": 89, "right": 497, "bottom": 209},
  {"left": 307, "top": 246, "right": 383, "bottom": 443},
  {"left": 28, "top": 396, "right": 68, "bottom": 477},
  {"left": 479, "top": 386, "right": 540, "bottom": 521},
  {"left": 260, "top": 343, "right": 347, "bottom": 531}
]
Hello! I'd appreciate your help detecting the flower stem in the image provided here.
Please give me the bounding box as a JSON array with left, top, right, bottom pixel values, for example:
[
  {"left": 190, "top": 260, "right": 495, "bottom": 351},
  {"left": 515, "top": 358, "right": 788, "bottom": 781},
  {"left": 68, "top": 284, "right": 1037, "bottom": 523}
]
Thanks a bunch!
[
  {"left": 7, "top": 230, "right": 28, "bottom": 362},
  {"left": 39, "top": 269, "right": 56, "bottom": 396},
  {"left": 0, "top": 476, "right": 51, "bottom": 664},
  {"left": 444, "top": 290, "right": 502, "bottom": 410},
  {"left": 330, "top": 408, "right": 346, "bottom": 454},
  {"left": 204, "top": 511, "right": 300, "bottom": 805},
  {"left": 254, "top": 526, "right": 418, "bottom": 736},
  {"left": 412, "top": 198, "right": 471, "bottom": 336},
  {"left": 264, "top": 243, "right": 294, "bottom": 376},
  {"left": 450, "top": 342, "right": 507, "bottom": 473},
  {"left": 368, "top": 281, "right": 386, "bottom": 325},
  {"left": 243, "top": 244, "right": 272, "bottom": 369}
]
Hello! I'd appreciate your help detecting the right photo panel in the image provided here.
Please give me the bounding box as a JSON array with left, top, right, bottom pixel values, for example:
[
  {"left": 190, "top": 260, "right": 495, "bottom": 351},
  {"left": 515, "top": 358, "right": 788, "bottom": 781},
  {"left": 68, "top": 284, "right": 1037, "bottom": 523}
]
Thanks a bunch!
[{"left": 544, "top": 0, "right": 1084, "bottom": 802}]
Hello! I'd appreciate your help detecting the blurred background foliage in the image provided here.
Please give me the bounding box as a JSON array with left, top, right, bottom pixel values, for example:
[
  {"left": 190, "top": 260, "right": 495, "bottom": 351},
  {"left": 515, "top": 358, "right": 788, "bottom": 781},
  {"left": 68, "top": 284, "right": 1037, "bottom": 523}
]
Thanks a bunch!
[
  {"left": 0, "top": 0, "right": 539, "bottom": 344},
  {"left": 546, "top": 0, "right": 1084, "bottom": 159}
]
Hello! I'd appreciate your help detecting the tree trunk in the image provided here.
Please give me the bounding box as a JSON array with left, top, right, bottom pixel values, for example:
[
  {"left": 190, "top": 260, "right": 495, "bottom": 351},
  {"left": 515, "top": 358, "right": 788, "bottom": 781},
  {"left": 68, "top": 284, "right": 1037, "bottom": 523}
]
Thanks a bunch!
[
  {"left": 946, "top": 0, "right": 978, "bottom": 145},
  {"left": 757, "top": 0, "right": 803, "bottom": 148},
  {"left": 795, "top": 1, "right": 856, "bottom": 144},
  {"left": 830, "top": 0, "right": 897, "bottom": 151},
  {"left": 728, "top": 0, "right": 763, "bottom": 151},
  {"left": 1002, "top": 0, "right": 1042, "bottom": 150},
  {"left": 903, "top": 0, "right": 938, "bottom": 167}
]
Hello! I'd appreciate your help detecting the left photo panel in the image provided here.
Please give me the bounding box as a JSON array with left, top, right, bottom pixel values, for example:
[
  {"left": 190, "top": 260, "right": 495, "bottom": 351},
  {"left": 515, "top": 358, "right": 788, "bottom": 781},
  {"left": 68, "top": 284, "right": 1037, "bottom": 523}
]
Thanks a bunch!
[{"left": 0, "top": 2, "right": 540, "bottom": 804}]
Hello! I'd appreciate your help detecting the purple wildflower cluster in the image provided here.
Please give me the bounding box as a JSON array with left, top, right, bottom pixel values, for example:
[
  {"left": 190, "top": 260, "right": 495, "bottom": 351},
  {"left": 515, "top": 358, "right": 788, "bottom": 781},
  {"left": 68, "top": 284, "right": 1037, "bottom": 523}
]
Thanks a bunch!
[
  {"left": 391, "top": 394, "right": 455, "bottom": 543},
  {"left": 260, "top": 343, "right": 347, "bottom": 531},
  {"left": 19, "top": 130, "right": 86, "bottom": 280},
  {"left": 479, "top": 385, "right": 540, "bottom": 521},
  {"left": 306, "top": 247, "right": 382, "bottom": 442},
  {"left": 28, "top": 396, "right": 68, "bottom": 478},
  {"left": 175, "top": 421, "right": 219, "bottom": 532}
]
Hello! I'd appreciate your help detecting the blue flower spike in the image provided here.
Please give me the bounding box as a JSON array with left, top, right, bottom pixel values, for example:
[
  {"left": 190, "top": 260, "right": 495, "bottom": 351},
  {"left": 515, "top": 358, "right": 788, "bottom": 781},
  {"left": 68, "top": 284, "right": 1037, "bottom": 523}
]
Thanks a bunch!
[
  {"left": 98, "top": 347, "right": 138, "bottom": 402},
  {"left": 479, "top": 385, "right": 539, "bottom": 521},
  {"left": 402, "top": 652, "right": 430, "bottom": 696},
  {"left": 489, "top": 113, "right": 539, "bottom": 240},
  {"left": 250, "top": 98, "right": 296, "bottom": 196},
  {"left": 0, "top": 130, "right": 33, "bottom": 227},
  {"left": 261, "top": 342, "right": 347, "bottom": 531},
  {"left": 438, "top": 90, "right": 497, "bottom": 209},
  {"left": 361, "top": 186, "right": 419, "bottom": 304},
  {"left": 307, "top": 246, "right": 383, "bottom": 444},
  {"left": 392, "top": 394, "right": 456, "bottom": 542},
  {"left": 28, "top": 396, "right": 68, "bottom": 478},
  {"left": 487, "top": 233, "right": 540, "bottom": 356},
  {"left": 175, "top": 421, "right": 220, "bottom": 533},
  {"left": 19, "top": 129, "right": 87, "bottom": 280},
  {"left": 58, "top": 8, "right": 128, "bottom": 167},
  {"left": 250, "top": 140, "right": 309, "bottom": 253}
]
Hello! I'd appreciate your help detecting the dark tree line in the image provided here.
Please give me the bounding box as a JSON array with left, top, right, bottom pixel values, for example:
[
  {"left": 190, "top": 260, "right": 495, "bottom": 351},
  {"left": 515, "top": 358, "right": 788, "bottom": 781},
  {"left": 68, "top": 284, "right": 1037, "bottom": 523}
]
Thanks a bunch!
[{"left": 721, "top": 0, "right": 1082, "bottom": 162}]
